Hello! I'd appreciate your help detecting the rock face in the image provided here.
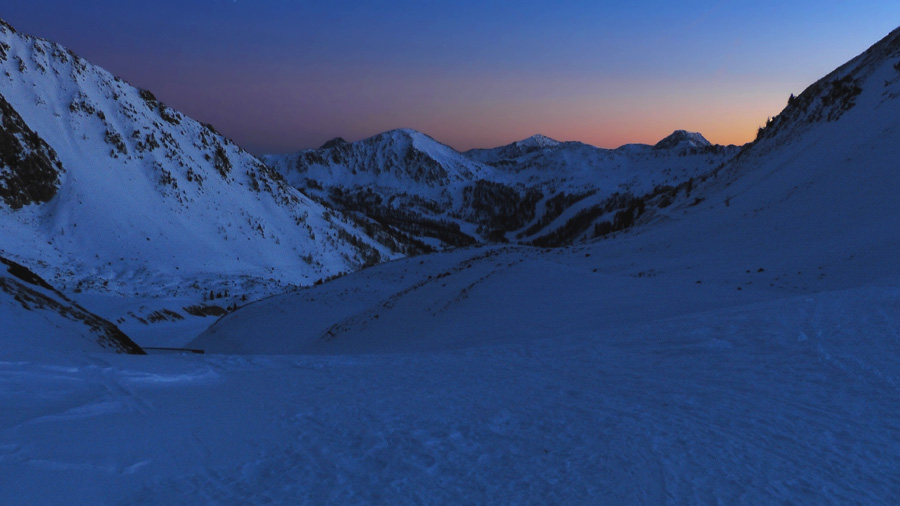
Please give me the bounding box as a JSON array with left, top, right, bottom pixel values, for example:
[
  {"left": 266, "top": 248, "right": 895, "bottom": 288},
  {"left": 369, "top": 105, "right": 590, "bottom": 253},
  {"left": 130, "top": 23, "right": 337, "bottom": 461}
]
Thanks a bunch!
[
  {"left": 265, "top": 129, "right": 739, "bottom": 248},
  {"left": 0, "top": 92, "right": 63, "bottom": 209}
]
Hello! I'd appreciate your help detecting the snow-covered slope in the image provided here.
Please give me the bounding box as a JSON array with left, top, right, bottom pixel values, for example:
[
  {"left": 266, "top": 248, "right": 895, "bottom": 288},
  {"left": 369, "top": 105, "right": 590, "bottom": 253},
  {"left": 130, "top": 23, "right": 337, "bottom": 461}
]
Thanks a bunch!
[
  {"left": 0, "top": 19, "right": 403, "bottom": 305},
  {"left": 195, "top": 23, "right": 900, "bottom": 353},
  {"left": 7, "top": 282, "right": 900, "bottom": 504},
  {"left": 5, "top": 22, "right": 900, "bottom": 506},
  {"left": 178, "top": 25, "right": 900, "bottom": 504},
  {"left": 265, "top": 129, "right": 737, "bottom": 247},
  {"left": 1, "top": 255, "right": 143, "bottom": 358},
  {"left": 635, "top": 23, "right": 900, "bottom": 291},
  {"left": 465, "top": 130, "right": 723, "bottom": 188},
  {"left": 463, "top": 133, "right": 562, "bottom": 161}
]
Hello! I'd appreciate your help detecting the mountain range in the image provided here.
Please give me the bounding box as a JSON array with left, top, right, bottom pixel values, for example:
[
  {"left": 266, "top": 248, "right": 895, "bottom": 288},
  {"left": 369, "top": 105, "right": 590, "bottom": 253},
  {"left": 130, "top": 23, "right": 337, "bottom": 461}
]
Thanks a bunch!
[
  {"left": 0, "top": 15, "right": 743, "bottom": 339},
  {"left": 2, "top": 16, "right": 900, "bottom": 505},
  {"left": 198, "top": 26, "right": 900, "bottom": 354}
]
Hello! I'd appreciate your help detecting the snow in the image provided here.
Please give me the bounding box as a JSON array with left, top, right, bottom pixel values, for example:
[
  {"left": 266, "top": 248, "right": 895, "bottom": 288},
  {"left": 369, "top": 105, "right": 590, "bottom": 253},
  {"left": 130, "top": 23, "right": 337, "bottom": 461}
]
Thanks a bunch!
[
  {"left": 0, "top": 256, "right": 143, "bottom": 358},
  {"left": 653, "top": 130, "right": 712, "bottom": 150},
  {"left": 266, "top": 128, "right": 736, "bottom": 246},
  {"left": 3, "top": 19, "right": 900, "bottom": 506},
  {"left": 0, "top": 22, "right": 402, "bottom": 310},
  {"left": 514, "top": 133, "right": 561, "bottom": 148},
  {"left": 4, "top": 281, "right": 900, "bottom": 504}
]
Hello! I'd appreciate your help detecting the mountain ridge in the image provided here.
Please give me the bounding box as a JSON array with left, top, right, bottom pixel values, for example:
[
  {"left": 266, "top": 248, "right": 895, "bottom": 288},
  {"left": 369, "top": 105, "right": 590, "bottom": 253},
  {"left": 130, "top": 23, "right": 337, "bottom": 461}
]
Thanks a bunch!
[{"left": 265, "top": 128, "right": 738, "bottom": 247}]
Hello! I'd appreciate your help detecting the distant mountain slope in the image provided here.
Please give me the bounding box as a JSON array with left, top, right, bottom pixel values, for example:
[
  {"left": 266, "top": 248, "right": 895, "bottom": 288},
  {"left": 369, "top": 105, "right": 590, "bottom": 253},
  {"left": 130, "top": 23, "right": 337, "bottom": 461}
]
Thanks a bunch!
[
  {"left": 283, "top": 129, "right": 493, "bottom": 189},
  {"left": 652, "top": 129, "right": 712, "bottom": 150},
  {"left": 265, "top": 129, "right": 737, "bottom": 247},
  {"left": 1, "top": 255, "right": 143, "bottom": 357},
  {"left": 264, "top": 129, "right": 495, "bottom": 248},
  {"left": 463, "top": 133, "right": 562, "bottom": 163},
  {"left": 0, "top": 19, "right": 405, "bottom": 301}
]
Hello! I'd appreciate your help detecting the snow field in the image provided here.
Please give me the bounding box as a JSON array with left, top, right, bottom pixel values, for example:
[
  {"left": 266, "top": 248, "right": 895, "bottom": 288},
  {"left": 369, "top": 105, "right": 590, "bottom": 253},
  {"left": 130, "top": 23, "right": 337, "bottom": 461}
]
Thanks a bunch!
[{"left": 3, "top": 282, "right": 900, "bottom": 504}]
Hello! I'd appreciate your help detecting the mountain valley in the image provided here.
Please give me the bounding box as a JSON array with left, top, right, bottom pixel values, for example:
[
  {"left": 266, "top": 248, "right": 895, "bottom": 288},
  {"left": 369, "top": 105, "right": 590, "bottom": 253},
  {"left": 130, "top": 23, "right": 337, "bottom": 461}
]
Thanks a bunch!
[{"left": 2, "top": 17, "right": 900, "bottom": 505}]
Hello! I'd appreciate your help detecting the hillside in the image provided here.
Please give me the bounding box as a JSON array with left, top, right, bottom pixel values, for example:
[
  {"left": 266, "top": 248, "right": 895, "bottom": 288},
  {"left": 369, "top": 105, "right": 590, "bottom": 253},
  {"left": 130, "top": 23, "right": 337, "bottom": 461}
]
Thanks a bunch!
[
  {"left": 0, "top": 19, "right": 405, "bottom": 305},
  {"left": 1, "top": 255, "right": 143, "bottom": 357}
]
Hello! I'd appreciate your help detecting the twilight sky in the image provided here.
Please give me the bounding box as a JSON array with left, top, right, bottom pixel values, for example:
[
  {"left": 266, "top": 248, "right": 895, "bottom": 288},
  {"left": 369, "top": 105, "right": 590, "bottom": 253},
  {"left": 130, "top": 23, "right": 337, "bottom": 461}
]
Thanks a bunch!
[{"left": 3, "top": 1, "right": 899, "bottom": 154}]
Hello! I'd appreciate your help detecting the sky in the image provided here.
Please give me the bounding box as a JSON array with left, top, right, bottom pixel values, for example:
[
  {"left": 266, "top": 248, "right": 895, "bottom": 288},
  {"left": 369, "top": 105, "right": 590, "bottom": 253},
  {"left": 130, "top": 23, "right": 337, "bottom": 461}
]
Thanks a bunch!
[{"left": 3, "top": 1, "right": 899, "bottom": 154}]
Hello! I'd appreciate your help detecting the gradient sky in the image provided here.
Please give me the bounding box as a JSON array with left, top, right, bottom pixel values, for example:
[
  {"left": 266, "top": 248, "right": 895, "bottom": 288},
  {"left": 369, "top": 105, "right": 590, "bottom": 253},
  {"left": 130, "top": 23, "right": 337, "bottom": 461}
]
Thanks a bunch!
[{"left": 3, "top": 1, "right": 899, "bottom": 154}]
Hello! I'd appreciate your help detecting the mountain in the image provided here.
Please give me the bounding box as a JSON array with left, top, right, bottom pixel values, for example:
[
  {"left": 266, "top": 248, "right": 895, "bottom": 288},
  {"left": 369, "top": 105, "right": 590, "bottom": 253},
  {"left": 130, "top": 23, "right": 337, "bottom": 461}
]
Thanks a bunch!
[
  {"left": 294, "top": 129, "right": 493, "bottom": 188},
  {"left": 184, "top": 30, "right": 900, "bottom": 505},
  {"left": 0, "top": 19, "right": 406, "bottom": 310},
  {"left": 7, "top": 22, "right": 900, "bottom": 506},
  {"left": 264, "top": 128, "right": 738, "bottom": 247},
  {"left": 263, "top": 128, "right": 494, "bottom": 248},
  {"left": 463, "top": 133, "right": 561, "bottom": 161},
  {"left": 751, "top": 27, "right": 900, "bottom": 147},
  {"left": 182, "top": 29, "right": 900, "bottom": 505},
  {"left": 1, "top": 255, "right": 143, "bottom": 357},
  {"left": 658, "top": 23, "right": 900, "bottom": 288},
  {"left": 652, "top": 129, "right": 712, "bottom": 150}
]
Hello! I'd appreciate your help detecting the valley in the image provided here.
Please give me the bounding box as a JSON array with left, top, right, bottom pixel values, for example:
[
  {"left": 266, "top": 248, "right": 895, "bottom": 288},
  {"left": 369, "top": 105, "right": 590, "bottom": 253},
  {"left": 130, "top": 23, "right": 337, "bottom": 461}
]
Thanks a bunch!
[{"left": 2, "top": 17, "right": 900, "bottom": 505}]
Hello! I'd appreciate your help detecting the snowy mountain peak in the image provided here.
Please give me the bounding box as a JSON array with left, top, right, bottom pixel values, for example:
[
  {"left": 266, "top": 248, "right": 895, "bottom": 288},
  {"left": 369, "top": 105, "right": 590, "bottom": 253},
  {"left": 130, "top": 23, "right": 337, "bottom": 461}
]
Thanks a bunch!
[
  {"left": 366, "top": 128, "right": 457, "bottom": 157},
  {"left": 461, "top": 134, "right": 567, "bottom": 165},
  {"left": 653, "top": 130, "right": 711, "bottom": 150},
  {"left": 378, "top": 127, "right": 425, "bottom": 139},
  {"left": 266, "top": 127, "right": 490, "bottom": 192},
  {"left": 515, "top": 134, "right": 560, "bottom": 149},
  {"left": 369, "top": 128, "right": 438, "bottom": 148}
]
